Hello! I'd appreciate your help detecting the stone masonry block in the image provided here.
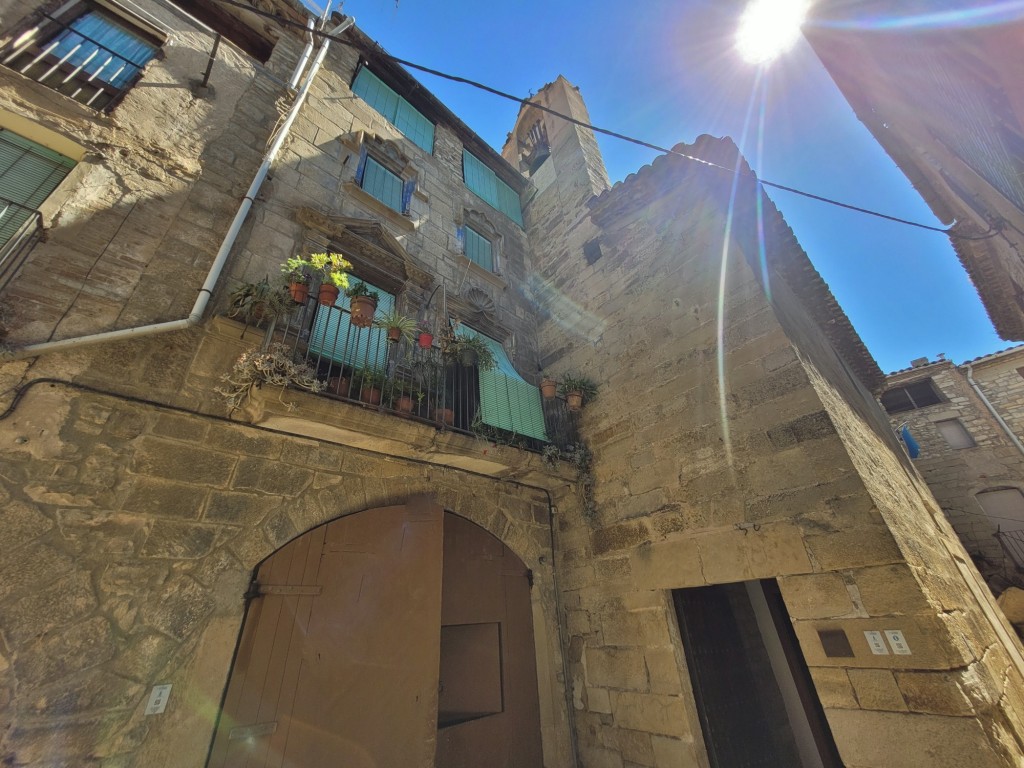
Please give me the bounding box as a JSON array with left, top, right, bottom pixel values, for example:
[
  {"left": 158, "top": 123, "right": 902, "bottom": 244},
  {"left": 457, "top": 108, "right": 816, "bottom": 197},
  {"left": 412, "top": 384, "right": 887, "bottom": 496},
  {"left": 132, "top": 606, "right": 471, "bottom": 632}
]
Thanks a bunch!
[
  {"left": 601, "top": 607, "right": 671, "bottom": 648},
  {"left": 232, "top": 457, "right": 314, "bottom": 496},
  {"left": 895, "top": 671, "right": 976, "bottom": 716},
  {"left": 586, "top": 647, "right": 649, "bottom": 691},
  {"left": 644, "top": 647, "right": 684, "bottom": 696},
  {"left": 122, "top": 477, "right": 208, "bottom": 520},
  {"left": 809, "top": 667, "right": 858, "bottom": 709},
  {"left": 131, "top": 437, "right": 236, "bottom": 487},
  {"left": 612, "top": 691, "right": 690, "bottom": 738},
  {"left": 651, "top": 735, "right": 699, "bottom": 768},
  {"left": 593, "top": 521, "right": 651, "bottom": 556},
  {"left": 778, "top": 572, "right": 855, "bottom": 619},
  {"left": 848, "top": 669, "right": 907, "bottom": 711},
  {"left": 631, "top": 538, "right": 704, "bottom": 590},
  {"left": 825, "top": 708, "right": 1006, "bottom": 768},
  {"left": 804, "top": 526, "right": 903, "bottom": 571},
  {"left": 851, "top": 564, "right": 932, "bottom": 616}
]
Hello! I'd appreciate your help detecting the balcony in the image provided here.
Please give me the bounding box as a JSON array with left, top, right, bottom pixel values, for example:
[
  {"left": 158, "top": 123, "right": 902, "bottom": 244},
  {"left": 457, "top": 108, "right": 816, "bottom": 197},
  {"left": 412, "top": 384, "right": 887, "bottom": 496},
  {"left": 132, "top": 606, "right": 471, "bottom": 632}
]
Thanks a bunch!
[
  {"left": 244, "top": 288, "right": 582, "bottom": 454},
  {"left": 0, "top": 199, "right": 44, "bottom": 291}
]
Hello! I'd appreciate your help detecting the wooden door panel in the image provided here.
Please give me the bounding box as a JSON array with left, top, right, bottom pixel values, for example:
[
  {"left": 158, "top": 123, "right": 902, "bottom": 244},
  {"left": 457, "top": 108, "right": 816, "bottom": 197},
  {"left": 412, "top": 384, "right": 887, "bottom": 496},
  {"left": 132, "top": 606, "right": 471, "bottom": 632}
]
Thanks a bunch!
[{"left": 208, "top": 501, "right": 443, "bottom": 768}]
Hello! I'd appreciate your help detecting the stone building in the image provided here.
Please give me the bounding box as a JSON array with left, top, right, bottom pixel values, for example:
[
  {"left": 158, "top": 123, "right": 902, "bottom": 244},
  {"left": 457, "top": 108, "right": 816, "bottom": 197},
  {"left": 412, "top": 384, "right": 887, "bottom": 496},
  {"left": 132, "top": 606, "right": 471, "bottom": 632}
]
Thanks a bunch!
[
  {"left": 1, "top": 1, "right": 1023, "bottom": 767},
  {"left": 880, "top": 347, "right": 1024, "bottom": 592},
  {"left": 805, "top": 1, "right": 1024, "bottom": 340}
]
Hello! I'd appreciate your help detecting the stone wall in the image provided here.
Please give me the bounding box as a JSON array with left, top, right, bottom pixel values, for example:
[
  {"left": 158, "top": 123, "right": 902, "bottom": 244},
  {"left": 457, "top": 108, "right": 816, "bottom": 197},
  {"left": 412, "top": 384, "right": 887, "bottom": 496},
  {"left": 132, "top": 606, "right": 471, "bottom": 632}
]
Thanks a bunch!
[
  {"left": 522, "top": 103, "right": 1024, "bottom": 764},
  {"left": 882, "top": 357, "right": 1024, "bottom": 586},
  {"left": 0, "top": 369, "right": 574, "bottom": 766}
]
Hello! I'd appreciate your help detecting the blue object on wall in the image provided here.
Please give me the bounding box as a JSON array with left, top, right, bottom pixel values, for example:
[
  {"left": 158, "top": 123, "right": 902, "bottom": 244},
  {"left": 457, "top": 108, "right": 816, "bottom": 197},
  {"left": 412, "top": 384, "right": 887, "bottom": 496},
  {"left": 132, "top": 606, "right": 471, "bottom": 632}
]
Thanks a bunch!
[{"left": 901, "top": 425, "right": 920, "bottom": 459}]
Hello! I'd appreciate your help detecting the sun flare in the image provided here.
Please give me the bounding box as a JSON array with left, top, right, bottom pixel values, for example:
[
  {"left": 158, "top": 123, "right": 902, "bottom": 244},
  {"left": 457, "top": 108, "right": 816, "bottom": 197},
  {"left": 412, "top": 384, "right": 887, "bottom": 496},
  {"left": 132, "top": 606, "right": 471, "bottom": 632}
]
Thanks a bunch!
[{"left": 736, "top": 0, "right": 811, "bottom": 64}]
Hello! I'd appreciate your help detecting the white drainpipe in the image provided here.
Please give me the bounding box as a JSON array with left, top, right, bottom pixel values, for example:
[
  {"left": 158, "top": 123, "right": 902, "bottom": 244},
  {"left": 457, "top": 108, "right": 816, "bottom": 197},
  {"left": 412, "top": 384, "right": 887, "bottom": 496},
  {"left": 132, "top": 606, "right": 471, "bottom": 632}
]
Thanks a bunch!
[
  {"left": 8, "top": 15, "right": 354, "bottom": 362},
  {"left": 965, "top": 363, "right": 1024, "bottom": 457}
]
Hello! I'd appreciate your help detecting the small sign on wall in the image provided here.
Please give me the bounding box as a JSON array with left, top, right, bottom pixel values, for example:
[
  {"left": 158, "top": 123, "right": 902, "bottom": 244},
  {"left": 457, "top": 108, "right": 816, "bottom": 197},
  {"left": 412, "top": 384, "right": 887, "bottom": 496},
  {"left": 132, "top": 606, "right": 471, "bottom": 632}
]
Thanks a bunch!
[
  {"left": 145, "top": 684, "right": 172, "bottom": 716},
  {"left": 864, "top": 630, "right": 889, "bottom": 655},
  {"left": 884, "top": 629, "right": 912, "bottom": 655}
]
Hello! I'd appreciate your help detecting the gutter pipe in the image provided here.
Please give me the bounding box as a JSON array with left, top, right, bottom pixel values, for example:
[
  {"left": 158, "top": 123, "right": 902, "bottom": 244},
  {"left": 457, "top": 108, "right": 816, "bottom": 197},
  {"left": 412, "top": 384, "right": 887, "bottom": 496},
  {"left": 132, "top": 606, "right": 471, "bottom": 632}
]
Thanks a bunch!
[
  {"left": 287, "top": 18, "right": 316, "bottom": 91},
  {"left": 965, "top": 363, "right": 1024, "bottom": 457},
  {"left": 8, "top": 14, "right": 355, "bottom": 362}
]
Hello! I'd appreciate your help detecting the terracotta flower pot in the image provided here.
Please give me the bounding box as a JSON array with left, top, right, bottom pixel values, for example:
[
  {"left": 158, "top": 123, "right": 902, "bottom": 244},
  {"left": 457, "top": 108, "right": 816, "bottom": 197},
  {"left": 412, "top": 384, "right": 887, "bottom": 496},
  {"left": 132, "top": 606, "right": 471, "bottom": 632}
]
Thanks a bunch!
[
  {"left": 396, "top": 395, "right": 415, "bottom": 414},
  {"left": 358, "top": 386, "right": 382, "bottom": 406},
  {"left": 318, "top": 284, "right": 340, "bottom": 307},
  {"left": 387, "top": 327, "right": 402, "bottom": 344},
  {"left": 349, "top": 295, "right": 377, "bottom": 328},
  {"left": 434, "top": 407, "right": 454, "bottom": 426},
  {"left": 327, "top": 376, "right": 350, "bottom": 398},
  {"left": 540, "top": 378, "right": 557, "bottom": 399},
  {"left": 417, "top": 332, "right": 433, "bottom": 349},
  {"left": 288, "top": 282, "right": 309, "bottom": 304},
  {"left": 566, "top": 390, "right": 584, "bottom": 412}
]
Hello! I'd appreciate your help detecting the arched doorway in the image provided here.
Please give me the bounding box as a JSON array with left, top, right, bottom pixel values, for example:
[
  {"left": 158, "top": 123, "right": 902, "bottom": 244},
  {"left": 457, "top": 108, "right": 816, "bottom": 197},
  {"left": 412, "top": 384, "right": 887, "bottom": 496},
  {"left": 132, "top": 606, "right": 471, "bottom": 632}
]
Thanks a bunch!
[{"left": 207, "top": 497, "right": 543, "bottom": 767}]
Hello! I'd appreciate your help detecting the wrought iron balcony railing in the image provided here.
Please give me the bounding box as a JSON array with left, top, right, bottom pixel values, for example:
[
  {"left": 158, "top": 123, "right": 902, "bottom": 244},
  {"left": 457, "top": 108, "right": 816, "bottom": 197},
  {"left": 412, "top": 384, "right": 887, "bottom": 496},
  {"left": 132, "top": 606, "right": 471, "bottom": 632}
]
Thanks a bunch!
[
  {"left": 262, "top": 288, "right": 582, "bottom": 453},
  {"left": 0, "top": 198, "right": 44, "bottom": 291}
]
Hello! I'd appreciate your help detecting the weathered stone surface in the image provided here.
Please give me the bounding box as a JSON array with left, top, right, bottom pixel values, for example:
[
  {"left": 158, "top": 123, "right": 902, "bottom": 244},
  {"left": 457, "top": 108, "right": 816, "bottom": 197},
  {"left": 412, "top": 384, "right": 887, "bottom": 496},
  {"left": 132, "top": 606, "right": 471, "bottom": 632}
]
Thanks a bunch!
[
  {"left": 848, "top": 668, "right": 907, "bottom": 711},
  {"left": 3, "top": 500, "right": 54, "bottom": 549},
  {"left": 130, "top": 437, "right": 236, "bottom": 487},
  {"left": 15, "top": 617, "right": 115, "bottom": 685},
  {"left": 141, "top": 575, "right": 214, "bottom": 640},
  {"left": 141, "top": 521, "right": 218, "bottom": 559},
  {"left": 586, "top": 647, "right": 648, "bottom": 691},
  {"left": 611, "top": 691, "right": 690, "bottom": 737},
  {"left": 232, "top": 457, "right": 313, "bottom": 496},
  {"left": 122, "top": 477, "right": 208, "bottom": 520},
  {"left": 1, "top": 570, "right": 97, "bottom": 645}
]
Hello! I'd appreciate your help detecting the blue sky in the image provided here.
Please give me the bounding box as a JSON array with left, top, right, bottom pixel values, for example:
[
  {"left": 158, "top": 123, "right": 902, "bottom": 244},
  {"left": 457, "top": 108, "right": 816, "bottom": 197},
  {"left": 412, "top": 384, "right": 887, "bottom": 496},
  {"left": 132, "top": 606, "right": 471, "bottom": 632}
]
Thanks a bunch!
[{"left": 308, "top": 0, "right": 1004, "bottom": 373}]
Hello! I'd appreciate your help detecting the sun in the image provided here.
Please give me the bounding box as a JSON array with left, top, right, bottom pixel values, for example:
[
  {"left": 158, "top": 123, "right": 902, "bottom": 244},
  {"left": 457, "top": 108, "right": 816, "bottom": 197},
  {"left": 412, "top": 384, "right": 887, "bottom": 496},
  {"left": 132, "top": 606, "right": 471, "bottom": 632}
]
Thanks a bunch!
[{"left": 736, "top": 0, "right": 812, "bottom": 65}]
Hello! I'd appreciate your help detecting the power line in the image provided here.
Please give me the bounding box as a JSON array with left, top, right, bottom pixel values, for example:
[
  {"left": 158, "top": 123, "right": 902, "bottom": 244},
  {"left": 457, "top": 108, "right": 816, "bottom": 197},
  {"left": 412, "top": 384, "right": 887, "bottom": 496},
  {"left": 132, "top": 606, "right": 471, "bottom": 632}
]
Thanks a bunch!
[{"left": 211, "top": 0, "right": 996, "bottom": 240}]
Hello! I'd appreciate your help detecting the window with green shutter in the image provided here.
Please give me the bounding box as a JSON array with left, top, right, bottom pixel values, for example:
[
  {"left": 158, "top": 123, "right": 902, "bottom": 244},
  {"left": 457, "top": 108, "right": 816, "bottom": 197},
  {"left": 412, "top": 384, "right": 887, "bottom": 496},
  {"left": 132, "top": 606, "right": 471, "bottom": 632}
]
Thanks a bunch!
[
  {"left": 462, "top": 150, "right": 523, "bottom": 226},
  {"left": 360, "top": 156, "right": 404, "bottom": 213},
  {"left": 456, "top": 326, "right": 547, "bottom": 442},
  {"left": 0, "top": 129, "right": 75, "bottom": 248},
  {"left": 464, "top": 226, "right": 493, "bottom": 271},
  {"left": 352, "top": 66, "right": 434, "bottom": 154},
  {"left": 308, "top": 277, "right": 395, "bottom": 370}
]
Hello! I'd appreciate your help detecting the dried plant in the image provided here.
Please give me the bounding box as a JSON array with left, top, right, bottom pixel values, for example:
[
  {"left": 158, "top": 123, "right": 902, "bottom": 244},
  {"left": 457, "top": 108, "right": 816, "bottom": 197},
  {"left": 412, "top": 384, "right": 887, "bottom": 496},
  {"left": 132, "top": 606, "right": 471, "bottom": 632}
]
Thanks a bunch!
[{"left": 216, "top": 343, "right": 324, "bottom": 413}]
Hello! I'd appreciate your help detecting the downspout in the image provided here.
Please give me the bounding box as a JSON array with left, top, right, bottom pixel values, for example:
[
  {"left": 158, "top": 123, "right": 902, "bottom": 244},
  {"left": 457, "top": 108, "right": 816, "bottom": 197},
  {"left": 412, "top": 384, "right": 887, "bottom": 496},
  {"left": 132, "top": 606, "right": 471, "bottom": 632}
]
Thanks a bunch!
[
  {"left": 7, "top": 15, "right": 355, "bottom": 362},
  {"left": 965, "top": 363, "right": 1024, "bottom": 457},
  {"left": 287, "top": 17, "right": 316, "bottom": 91}
]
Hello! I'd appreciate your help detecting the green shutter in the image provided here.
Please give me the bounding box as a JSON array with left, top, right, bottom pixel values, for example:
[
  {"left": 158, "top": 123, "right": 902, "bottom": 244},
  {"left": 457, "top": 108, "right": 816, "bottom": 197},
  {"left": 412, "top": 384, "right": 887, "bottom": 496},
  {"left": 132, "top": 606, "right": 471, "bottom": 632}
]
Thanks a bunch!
[
  {"left": 462, "top": 150, "right": 523, "bottom": 227},
  {"left": 352, "top": 67, "right": 434, "bottom": 154},
  {"left": 464, "top": 226, "right": 493, "bottom": 271},
  {"left": 457, "top": 327, "right": 547, "bottom": 442},
  {"left": 0, "top": 130, "right": 75, "bottom": 247},
  {"left": 308, "top": 279, "right": 395, "bottom": 370},
  {"left": 361, "top": 157, "right": 403, "bottom": 212}
]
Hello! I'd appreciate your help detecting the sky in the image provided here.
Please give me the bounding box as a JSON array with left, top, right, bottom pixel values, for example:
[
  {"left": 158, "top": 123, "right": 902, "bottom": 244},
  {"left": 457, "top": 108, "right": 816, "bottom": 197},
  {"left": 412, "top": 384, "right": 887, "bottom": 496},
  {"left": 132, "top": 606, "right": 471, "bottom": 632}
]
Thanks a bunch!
[{"left": 304, "top": 0, "right": 1006, "bottom": 373}]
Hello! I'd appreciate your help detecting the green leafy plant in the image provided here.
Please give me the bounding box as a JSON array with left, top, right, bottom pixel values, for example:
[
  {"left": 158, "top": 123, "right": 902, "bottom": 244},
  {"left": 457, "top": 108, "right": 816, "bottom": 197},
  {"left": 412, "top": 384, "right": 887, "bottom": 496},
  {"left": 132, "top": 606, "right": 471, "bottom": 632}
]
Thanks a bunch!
[
  {"left": 442, "top": 333, "right": 497, "bottom": 371},
  {"left": 281, "top": 252, "right": 352, "bottom": 288},
  {"left": 540, "top": 443, "right": 596, "bottom": 520},
  {"left": 216, "top": 343, "right": 324, "bottom": 413},
  {"left": 226, "top": 276, "right": 294, "bottom": 325},
  {"left": 352, "top": 367, "right": 387, "bottom": 391},
  {"left": 345, "top": 281, "right": 380, "bottom": 302},
  {"left": 374, "top": 309, "right": 417, "bottom": 343},
  {"left": 558, "top": 373, "right": 598, "bottom": 402}
]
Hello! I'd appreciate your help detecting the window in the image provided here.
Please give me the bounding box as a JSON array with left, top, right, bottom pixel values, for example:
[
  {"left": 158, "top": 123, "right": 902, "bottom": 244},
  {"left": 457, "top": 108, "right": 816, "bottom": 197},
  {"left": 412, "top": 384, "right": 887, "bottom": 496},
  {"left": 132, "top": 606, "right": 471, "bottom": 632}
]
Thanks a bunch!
[
  {"left": 352, "top": 67, "right": 434, "bottom": 154},
  {"left": 308, "top": 276, "right": 395, "bottom": 370},
  {"left": 463, "top": 226, "right": 493, "bottom": 271},
  {"left": 976, "top": 489, "right": 1024, "bottom": 532},
  {"left": 880, "top": 378, "right": 943, "bottom": 414},
  {"left": 935, "top": 418, "right": 975, "bottom": 449},
  {"left": 3, "top": 6, "right": 159, "bottom": 111},
  {"left": 456, "top": 326, "right": 546, "bottom": 441},
  {"left": 354, "top": 149, "right": 417, "bottom": 216},
  {"left": 0, "top": 128, "right": 75, "bottom": 253},
  {"left": 463, "top": 150, "right": 523, "bottom": 226}
]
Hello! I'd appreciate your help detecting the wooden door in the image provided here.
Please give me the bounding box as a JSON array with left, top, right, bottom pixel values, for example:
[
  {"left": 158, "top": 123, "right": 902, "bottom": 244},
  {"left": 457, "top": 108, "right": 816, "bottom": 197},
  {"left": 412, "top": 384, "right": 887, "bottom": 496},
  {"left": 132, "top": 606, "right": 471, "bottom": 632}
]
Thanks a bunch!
[{"left": 208, "top": 499, "right": 444, "bottom": 768}]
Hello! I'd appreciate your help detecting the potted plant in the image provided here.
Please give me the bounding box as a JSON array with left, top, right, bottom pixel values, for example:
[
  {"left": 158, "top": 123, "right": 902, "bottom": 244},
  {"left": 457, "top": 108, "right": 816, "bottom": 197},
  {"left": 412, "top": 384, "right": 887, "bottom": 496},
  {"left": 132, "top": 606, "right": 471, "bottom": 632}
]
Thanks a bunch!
[
  {"left": 374, "top": 309, "right": 417, "bottom": 344},
  {"left": 280, "top": 258, "right": 311, "bottom": 304},
  {"left": 283, "top": 253, "right": 352, "bottom": 307},
  {"left": 215, "top": 343, "right": 324, "bottom": 413},
  {"left": 442, "top": 333, "right": 497, "bottom": 371},
  {"left": 346, "top": 282, "right": 380, "bottom": 328},
  {"left": 353, "top": 367, "right": 387, "bottom": 405},
  {"left": 226, "top": 276, "right": 293, "bottom": 326},
  {"left": 386, "top": 381, "right": 423, "bottom": 415},
  {"left": 540, "top": 375, "right": 557, "bottom": 400},
  {"left": 416, "top": 320, "right": 434, "bottom": 350},
  {"left": 558, "top": 373, "right": 598, "bottom": 412}
]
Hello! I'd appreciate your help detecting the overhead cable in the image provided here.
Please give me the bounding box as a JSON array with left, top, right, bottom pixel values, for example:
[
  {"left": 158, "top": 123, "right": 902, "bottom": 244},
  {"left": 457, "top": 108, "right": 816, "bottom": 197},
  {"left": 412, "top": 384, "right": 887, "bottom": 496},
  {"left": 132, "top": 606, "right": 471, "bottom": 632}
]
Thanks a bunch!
[{"left": 210, "top": 0, "right": 997, "bottom": 240}]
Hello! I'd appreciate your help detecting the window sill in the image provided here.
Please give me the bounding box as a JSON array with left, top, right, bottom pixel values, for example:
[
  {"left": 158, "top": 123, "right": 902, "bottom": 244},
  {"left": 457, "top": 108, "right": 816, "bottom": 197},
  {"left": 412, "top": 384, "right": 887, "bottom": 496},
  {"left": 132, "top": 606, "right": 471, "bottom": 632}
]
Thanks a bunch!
[
  {"left": 457, "top": 255, "right": 506, "bottom": 290},
  {"left": 342, "top": 181, "right": 416, "bottom": 232}
]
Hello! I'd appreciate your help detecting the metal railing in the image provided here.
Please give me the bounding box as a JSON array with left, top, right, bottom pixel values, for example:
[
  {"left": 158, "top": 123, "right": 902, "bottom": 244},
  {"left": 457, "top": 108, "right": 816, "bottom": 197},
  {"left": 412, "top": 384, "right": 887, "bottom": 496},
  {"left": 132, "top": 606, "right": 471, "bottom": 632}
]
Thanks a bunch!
[
  {"left": 0, "top": 199, "right": 44, "bottom": 291},
  {"left": 2, "top": 12, "right": 150, "bottom": 111},
  {"left": 994, "top": 528, "right": 1024, "bottom": 572},
  {"left": 262, "top": 287, "right": 582, "bottom": 452}
]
